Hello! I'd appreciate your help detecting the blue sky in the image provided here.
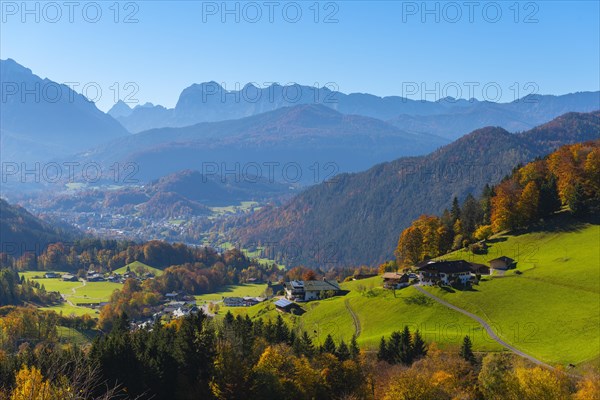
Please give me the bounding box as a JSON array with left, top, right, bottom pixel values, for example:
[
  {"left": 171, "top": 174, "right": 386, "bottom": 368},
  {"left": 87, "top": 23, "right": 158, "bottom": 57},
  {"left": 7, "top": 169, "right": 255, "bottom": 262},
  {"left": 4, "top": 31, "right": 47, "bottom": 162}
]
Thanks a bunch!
[{"left": 1, "top": 1, "right": 598, "bottom": 111}]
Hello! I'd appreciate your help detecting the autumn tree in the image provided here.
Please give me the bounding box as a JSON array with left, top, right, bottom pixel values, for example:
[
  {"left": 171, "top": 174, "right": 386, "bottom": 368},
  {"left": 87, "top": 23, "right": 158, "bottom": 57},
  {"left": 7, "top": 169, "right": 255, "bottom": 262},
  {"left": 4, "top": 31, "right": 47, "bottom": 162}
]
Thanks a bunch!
[
  {"left": 517, "top": 181, "right": 540, "bottom": 227},
  {"left": 491, "top": 180, "right": 520, "bottom": 232},
  {"left": 395, "top": 226, "right": 424, "bottom": 266}
]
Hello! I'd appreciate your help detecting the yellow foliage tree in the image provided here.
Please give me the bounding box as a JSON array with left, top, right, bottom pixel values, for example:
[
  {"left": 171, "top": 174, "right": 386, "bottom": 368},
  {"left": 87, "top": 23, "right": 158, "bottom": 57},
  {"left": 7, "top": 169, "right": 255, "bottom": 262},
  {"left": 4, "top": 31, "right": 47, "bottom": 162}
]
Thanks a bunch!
[{"left": 10, "top": 365, "right": 52, "bottom": 400}]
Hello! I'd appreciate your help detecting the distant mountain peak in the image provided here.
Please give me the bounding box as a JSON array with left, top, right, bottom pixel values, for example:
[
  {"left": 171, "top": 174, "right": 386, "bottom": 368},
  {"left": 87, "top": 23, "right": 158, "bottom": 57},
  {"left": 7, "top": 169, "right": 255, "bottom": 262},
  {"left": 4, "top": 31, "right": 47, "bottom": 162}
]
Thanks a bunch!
[{"left": 108, "top": 100, "right": 133, "bottom": 118}]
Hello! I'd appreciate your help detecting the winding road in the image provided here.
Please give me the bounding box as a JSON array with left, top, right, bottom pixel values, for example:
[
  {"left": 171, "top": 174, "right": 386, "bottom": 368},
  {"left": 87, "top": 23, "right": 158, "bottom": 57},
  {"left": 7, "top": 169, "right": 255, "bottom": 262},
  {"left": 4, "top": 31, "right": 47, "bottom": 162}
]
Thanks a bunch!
[
  {"left": 345, "top": 299, "right": 361, "bottom": 338},
  {"left": 61, "top": 279, "right": 87, "bottom": 308},
  {"left": 414, "top": 286, "right": 553, "bottom": 369}
]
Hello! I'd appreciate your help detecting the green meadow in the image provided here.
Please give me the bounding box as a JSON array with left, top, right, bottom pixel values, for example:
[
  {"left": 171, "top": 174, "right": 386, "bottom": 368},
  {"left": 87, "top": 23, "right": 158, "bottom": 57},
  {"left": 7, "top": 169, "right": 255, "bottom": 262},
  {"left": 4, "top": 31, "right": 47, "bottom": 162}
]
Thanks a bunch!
[
  {"left": 195, "top": 283, "right": 268, "bottom": 303},
  {"left": 114, "top": 261, "right": 164, "bottom": 276},
  {"left": 425, "top": 219, "right": 600, "bottom": 365},
  {"left": 227, "top": 218, "right": 599, "bottom": 366},
  {"left": 228, "top": 279, "right": 503, "bottom": 352}
]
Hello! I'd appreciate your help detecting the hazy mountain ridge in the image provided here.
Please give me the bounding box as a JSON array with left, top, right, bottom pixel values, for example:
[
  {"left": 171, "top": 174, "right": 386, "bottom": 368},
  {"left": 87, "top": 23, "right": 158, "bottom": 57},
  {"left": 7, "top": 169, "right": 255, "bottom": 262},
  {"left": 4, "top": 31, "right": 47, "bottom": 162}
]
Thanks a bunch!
[
  {"left": 112, "top": 78, "right": 599, "bottom": 139},
  {"left": 0, "top": 59, "right": 128, "bottom": 162},
  {"left": 78, "top": 104, "right": 449, "bottom": 182}
]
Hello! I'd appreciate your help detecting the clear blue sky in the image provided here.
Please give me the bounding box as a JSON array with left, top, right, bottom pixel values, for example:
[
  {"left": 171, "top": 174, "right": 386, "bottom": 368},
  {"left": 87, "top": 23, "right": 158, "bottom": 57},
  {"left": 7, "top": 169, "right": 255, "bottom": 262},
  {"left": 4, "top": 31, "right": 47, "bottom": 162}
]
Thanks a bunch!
[{"left": 1, "top": 1, "right": 598, "bottom": 111}]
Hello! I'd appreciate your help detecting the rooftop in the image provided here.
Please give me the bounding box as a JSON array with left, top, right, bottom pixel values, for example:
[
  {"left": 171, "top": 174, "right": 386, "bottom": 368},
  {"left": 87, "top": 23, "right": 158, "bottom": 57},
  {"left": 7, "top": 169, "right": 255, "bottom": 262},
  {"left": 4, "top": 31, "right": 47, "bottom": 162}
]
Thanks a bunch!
[{"left": 274, "top": 298, "right": 293, "bottom": 308}]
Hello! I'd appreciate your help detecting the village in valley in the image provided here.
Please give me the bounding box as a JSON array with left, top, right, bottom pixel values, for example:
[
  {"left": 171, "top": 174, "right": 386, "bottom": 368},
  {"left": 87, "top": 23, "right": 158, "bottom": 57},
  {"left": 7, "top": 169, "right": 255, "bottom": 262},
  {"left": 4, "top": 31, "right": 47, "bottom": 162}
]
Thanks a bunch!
[{"left": 36, "top": 253, "right": 516, "bottom": 328}]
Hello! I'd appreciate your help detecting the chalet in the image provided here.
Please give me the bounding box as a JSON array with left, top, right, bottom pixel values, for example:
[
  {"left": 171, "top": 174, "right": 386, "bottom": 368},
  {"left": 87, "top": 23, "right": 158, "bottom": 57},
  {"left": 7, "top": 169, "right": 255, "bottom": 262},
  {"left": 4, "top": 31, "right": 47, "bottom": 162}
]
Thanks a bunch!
[
  {"left": 44, "top": 272, "right": 59, "bottom": 279},
  {"left": 417, "top": 260, "right": 474, "bottom": 285},
  {"left": 382, "top": 272, "right": 410, "bottom": 289},
  {"left": 489, "top": 256, "right": 516, "bottom": 271},
  {"left": 61, "top": 274, "right": 78, "bottom": 282},
  {"left": 284, "top": 279, "right": 341, "bottom": 302}
]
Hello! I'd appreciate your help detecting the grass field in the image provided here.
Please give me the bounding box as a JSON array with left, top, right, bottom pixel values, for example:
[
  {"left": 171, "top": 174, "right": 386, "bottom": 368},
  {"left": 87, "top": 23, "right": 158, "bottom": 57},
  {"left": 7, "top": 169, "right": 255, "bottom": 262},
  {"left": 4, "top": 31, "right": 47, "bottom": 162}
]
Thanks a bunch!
[
  {"left": 227, "top": 279, "right": 503, "bottom": 352},
  {"left": 422, "top": 217, "right": 600, "bottom": 365},
  {"left": 226, "top": 217, "right": 599, "bottom": 366},
  {"left": 195, "top": 283, "right": 268, "bottom": 303},
  {"left": 40, "top": 303, "right": 98, "bottom": 317},
  {"left": 20, "top": 272, "right": 122, "bottom": 314},
  {"left": 114, "top": 261, "right": 164, "bottom": 276}
]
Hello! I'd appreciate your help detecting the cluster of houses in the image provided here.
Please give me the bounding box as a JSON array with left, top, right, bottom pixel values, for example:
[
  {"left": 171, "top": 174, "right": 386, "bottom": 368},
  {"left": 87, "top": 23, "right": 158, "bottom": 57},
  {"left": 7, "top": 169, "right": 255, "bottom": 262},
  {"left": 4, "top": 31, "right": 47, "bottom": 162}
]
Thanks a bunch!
[
  {"left": 44, "top": 270, "right": 156, "bottom": 284},
  {"left": 382, "top": 256, "right": 517, "bottom": 288}
]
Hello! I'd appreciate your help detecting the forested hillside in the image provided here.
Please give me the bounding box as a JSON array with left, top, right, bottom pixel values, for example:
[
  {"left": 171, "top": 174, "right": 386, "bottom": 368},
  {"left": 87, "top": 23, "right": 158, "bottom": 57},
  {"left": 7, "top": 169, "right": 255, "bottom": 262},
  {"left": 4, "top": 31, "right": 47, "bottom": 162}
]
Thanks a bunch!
[
  {"left": 225, "top": 111, "right": 600, "bottom": 267},
  {"left": 394, "top": 140, "right": 600, "bottom": 265},
  {"left": 0, "top": 199, "right": 73, "bottom": 256}
]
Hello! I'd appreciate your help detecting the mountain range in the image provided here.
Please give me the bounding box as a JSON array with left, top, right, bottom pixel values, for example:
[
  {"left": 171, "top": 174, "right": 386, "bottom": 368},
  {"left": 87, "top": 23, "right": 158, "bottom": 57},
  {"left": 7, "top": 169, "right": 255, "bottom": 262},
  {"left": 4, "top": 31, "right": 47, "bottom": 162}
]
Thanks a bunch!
[
  {"left": 2, "top": 58, "right": 599, "bottom": 185},
  {"left": 77, "top": 104, "right": 448, "bottom": 182},
  {"left": 110, "top": 80, "right": 600, "bottom": 140},
  {"left": 222, "top": 111, "right": 600, "bottom": 267}
]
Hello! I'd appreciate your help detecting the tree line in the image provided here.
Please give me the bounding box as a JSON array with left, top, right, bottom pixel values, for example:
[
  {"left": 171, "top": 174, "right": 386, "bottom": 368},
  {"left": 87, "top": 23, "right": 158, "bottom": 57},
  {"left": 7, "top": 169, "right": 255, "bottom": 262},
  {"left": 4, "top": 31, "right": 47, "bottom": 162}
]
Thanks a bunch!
[
  {"left": 395, "top": 140, "right": 599, "bottom": 265},
  {"left": 1, "top": 306, "right": 598, "bottom": 399}
]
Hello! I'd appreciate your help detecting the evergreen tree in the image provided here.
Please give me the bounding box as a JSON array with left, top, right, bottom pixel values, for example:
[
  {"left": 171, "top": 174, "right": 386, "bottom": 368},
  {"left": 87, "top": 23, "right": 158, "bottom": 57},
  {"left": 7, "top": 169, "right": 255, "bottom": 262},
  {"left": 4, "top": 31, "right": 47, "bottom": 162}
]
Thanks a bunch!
[
  {"left": 412, "top": 330, "right": 427, "bottom": 360},
  {"left": 539, "top": 175, "right": 562, "bottom": 217},
  {"left": 388, "top": 331, "right": 401, "bottom": 363},
  {"left": 349, "top": 334, "right": 360, "bottom": 360},
  {"left": 336, "top": 340, "right": 350, "bottom": 361},
  {"left": 568, "top": 182, "right": 587, "bottom": 216},
  {"left": 301, "top": 331, "right": 315, "bottom": 357},
  {"left": 321, "top": 334, "right": 337, "bottom": 354},
  {"left": 451, "top": 197, "right": 461, "bottom": 222},
  {"left": 274, "top": 314, "right": 289, "bottom": 343},
  {"left": 111, "top": 312, "right": 130, "bottom": 334},
  {"left": 461, "top": 194, "right": 484, "bottom": 238},
  {"left": 481, "top": 184, "right": 495, "bottom": 225},
  {"left": 399, "top": 326, "right": 413, "bottom": 364},
  {"left": 377, "top": 337, "right": 388, "bottom": 362},
  {"left": 460, "top": 335, "right": 476, "bottom": 364}
]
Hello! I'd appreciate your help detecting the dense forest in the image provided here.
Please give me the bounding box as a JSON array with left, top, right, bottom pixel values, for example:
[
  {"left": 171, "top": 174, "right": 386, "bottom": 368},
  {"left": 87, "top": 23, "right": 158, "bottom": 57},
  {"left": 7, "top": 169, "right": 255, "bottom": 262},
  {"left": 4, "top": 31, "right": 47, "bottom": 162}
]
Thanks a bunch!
[
  {"left": 0, "top": 307, "right": 597, "bottom": 399},
  {"left": 394, "top": 140, "right": 599, "bottom": 265}
]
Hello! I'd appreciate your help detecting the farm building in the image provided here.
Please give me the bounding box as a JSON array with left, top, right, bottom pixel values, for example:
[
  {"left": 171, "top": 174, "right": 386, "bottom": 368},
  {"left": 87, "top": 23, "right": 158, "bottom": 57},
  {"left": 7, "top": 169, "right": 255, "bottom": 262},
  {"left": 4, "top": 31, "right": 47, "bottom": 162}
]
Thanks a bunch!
[
  {"left": 61, "top": 274, "right": 78, "bottom": 282},
  {"left": 274, "top": 298, "right": 303, "bottom": 314},
  {"left": 470, "top": 263, "right": 491, "bottom": 276},
  {"left": 222, "top": 297, "right": 264, "bottom": 307},
  {"left": 223, "top": 297, "right": 244, "bottom": 307},
  {"left": 489, "top": 256, "right": 516, "bottom": 271},
  {"left": 417, "top": 260, "right": 475, "bottom": 285},
  {"left": 382, "top": 272, "right": 410, "bottom": 289},
  {"left": 87, "top": 273, "right": 105, "bottom": 282},
  {"left": 44, "top": 272, "right": 59, "bottom": 279},
  {"left": 353, "top": 273, "right": 378, "bottom": 280},
  {"left": 284, "top": 279, "right": 341, "bottom": 302}
]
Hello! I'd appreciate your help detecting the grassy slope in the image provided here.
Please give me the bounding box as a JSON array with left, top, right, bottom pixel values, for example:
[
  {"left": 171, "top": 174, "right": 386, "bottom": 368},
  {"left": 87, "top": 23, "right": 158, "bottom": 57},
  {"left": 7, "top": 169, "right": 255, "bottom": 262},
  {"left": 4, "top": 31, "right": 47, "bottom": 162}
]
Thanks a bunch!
[
  {"left": 195, "top": 283, "right": 268, "bottom": 303},
  {"left": 227, "top": 217, "right": 599, "bottom": 365},
  {"left": 229, "top": 279, "right": 502, "bottom": 351},
  {"left": 19, "top": 272, "right": 120, "bottom": 315},
  {"left": 423, "top": 217, "right": 600, "bottom": 365},
  {"left": 114, "top": 261, "right": 164, "bottom": 276}
]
